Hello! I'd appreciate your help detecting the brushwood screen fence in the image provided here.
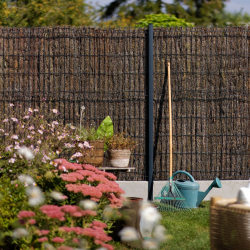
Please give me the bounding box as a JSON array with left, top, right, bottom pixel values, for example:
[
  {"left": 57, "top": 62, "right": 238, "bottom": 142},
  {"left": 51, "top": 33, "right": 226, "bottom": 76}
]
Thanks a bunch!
[{"left": 0, "top": 27, "right": 249, "bottom": 181}]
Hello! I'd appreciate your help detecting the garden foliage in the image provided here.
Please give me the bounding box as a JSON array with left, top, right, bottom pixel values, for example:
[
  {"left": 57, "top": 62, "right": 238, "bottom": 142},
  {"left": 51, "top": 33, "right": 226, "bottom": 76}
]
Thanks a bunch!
[{"left": 0, "top": 103, "right": 167, "bottom": 249}]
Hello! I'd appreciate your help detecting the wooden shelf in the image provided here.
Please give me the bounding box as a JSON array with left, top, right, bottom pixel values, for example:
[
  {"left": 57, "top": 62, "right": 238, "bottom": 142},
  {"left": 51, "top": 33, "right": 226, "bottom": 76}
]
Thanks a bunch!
[{"left": 98, "top": 167, "right": 135, "bottom": 172}]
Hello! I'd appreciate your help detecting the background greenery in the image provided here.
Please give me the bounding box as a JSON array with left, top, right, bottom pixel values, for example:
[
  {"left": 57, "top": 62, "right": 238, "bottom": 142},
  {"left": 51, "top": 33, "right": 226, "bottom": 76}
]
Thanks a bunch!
[{"left": 0, "top": 0, "right": 249, "bottom": 27}]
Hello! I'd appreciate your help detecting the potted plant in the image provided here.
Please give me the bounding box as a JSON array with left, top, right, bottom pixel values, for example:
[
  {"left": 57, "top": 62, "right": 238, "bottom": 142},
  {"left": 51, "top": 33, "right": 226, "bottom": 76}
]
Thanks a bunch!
[
  {"left": 107, "top": 133, "right": 136, "bottom": 168},
  {"left": 76, "top": 115, "right": 113, "bottom": 166}
]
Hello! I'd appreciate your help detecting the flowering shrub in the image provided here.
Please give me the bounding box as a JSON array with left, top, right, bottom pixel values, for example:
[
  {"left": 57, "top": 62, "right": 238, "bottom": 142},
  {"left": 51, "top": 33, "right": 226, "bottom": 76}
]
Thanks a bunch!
[
  {"left": 9, "top": 158, "right": 126, "bottom": 250},
  {"left": 0, "top": 103, "right": 168, "bottom": 249},
  {"left": 0, "top": 103, "right": 94, "bottom": 179}
]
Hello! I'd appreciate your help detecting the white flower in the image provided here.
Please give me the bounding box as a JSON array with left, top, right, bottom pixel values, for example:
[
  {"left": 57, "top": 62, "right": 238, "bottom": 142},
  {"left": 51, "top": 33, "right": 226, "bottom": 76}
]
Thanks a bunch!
[
  {"left": 78, "top": 143, "right": 84, "bottom": 148},
  {"left": 152, "top": 225, "right": 167, "bottom": 243},
  {"left": 37, "top": 140, "right": 41, "bottom": 145},
  {"left": 0, "top": 129, "right": 4, "bottom": 132},
  {"left": 52, "top": 121, "right": 59, "bottom": 125},
  {"left": 50, "top": 191, "right": 66, "bottom": 201},
  {"left": 83, "top": 141, "right": 93, "bottom": 149},
  {"left": 142, "top": 239, "right": 158, "bottom": 249},
  {"left": 3, "top": 119, "right": 8, "bottom": 122},
  {"left": 28, "top": 108, "right": 33, "bottom": 112},
  {"left": 14, "top": 145, "right": 20, "bottom": 150},
  {"left": 11, "top": 118, "right": 18, "bottom": 122},
  {"left": 62, "top": 166, "right": 68, "bottom": 172},
  {"left": 81, "top": 106, "right": 85, "bottom": 110},
  {"left": 103, "top": 206, "right": 114, "bottom": 221},
  {"left": 9, "top": 103, "right": 14, "bottom": 107},
  {"left": 118, "top": 227, "right": 140, "bottom": 242},
  {"left": 5, "top": 145, "right": 13, "bottom": 152},
  {"left": 52, "top": 109, "right": 58, "bottom": 114},
  {"left": 140, "top": 203, "right": 162, "bottom": 238},
  {"left": 34, "top": 109, "right": 39, "bottom": 112},
  {"left": 71, "top": 152, "right": 83, "bottom": 159},
  {"left": 79, "top": 199, "right": 98, "bottom": 210},
  {"left": 44, "top": 243, "right": 56, "bottom": 250},
  {"left": 140, "top": 203, "right": 161, "bottom": 224},
  {"left": 23, "top": 116, "right": 30, "bottom": 119},
  {"left": 17, "top": 146, "right": 34, "bottom": 160},
  {"left": 26, "top": 186, "right": 44, "bottom": 206},
  {"left": 28, "top": 126, "right": 34, "bottom": 130},
  {"left": 12, "top": 228, "right": 29, "bottom": 239},
  {"left": 9, "top": 158, "right": 16, "bottom": 163},
  {"left": 18, "top": 174, "right": 34, "bottom": 185},
  {"left": 38, "top": 129, "right": 43, "bottom": 135},
  {"left": 11, "top": 135, "right": 18, "bottom": 139}
]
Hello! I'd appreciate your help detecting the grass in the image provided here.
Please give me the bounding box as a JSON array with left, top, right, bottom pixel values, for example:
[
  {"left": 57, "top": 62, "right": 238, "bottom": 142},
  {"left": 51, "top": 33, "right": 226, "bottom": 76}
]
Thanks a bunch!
[{"left": 111, "top": 201, "right": 210, "bottom": 250}]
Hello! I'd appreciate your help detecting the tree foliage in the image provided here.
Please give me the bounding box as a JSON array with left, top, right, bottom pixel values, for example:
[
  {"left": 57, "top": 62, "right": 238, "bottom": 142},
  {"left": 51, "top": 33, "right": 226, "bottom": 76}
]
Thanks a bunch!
[
  {"left": 0, "top": 0, "right": 97, "bottom": 27},
  {"left": 135, "top": 13, "right": 194, "bottom": 28},
  {"left": 165, "top": 0, "right": 228, "bottom": 26}
]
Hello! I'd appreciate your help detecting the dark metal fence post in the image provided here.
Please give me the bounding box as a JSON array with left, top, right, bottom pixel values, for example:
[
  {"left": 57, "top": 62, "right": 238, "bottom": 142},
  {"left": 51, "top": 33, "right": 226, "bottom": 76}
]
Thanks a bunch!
[{"left": 148, "top": 24, "right": 153, "bottom": 200}]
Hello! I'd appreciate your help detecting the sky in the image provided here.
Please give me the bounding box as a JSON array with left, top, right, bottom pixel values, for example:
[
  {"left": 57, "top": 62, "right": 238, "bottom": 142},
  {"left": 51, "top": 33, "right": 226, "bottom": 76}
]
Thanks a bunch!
[{"left": 89, "top": 0, "right": 250, "bottom": 15}]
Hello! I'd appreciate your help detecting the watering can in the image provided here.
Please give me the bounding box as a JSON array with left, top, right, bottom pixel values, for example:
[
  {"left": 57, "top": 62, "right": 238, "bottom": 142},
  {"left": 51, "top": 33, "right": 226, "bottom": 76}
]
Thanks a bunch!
[{"left": 172, "top": 170, "right": 222, "bottom": 208}]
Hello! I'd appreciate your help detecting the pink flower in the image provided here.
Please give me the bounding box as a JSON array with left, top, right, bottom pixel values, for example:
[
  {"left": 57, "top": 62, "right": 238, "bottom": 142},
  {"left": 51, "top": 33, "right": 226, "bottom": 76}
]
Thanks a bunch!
[
  {"left": 17, "top": 211, "right": 36, "bottom": 218},
  {"left": 61, "top": 172, "right": 84, "bottom": 182},
  {"left": 39, "top": 230, "right": 50, "bottom": 235},
  {"left": 52, "top": 237, "right": 65, "bottom": 243},
  {"left": 23, "top": 116, "right": 30, "bottom": 119},
  {"left": 91, "top": 221, "right": 108, "bottom": 228},
  {"left": 3, "top": 119, "right": 8, "bottom": 122},
  {"left": 82, "top": 164, "right": 98, "bottom": 172},
  {"left": 72, "top": 238, "right": 80, "bottom": 244},
  {"left": 0, "top": 129, "right": 4, "bottom": 132},
  {"left": 34, "top": 109, "right": 39, "bottom": 112},
  {"left": 81, "top": 210, "right": 97, "bottom": 216},
  {"left": 9, "top": 103, "right": 14, "bottom": 107},
  {"left": 28, "top": 108, "right": 33, "bottom": 112},
  {"left": 38, "top": 237, "right": 48, "bottom": 242},
  {"left": 72, "top": 212, "right": 82, "bottom": 217},
  {"left": 28, "top": 219, "right": 36, "bottom": 225},
  {"left": 11, "top": 135, "right": 18, "bottom": 139},
  {"left": 38, "top": 129, "right": 43, "bottom": 135},
  {"left": 61, "top": 205, "right": 78, "bottom": 213}
]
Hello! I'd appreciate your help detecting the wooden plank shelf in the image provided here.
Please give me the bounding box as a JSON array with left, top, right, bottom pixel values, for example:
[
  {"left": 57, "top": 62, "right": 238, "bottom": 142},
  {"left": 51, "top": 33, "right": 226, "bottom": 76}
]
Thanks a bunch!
[{"left": 98, "top": 167, "right": 135, "bottom": 172}]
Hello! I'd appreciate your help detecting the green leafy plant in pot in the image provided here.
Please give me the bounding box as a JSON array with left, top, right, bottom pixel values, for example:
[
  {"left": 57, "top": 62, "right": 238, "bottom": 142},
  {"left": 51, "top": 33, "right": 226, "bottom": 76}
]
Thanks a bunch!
[
  {"left": 106, "top": 133, "right": 136, "bottom": 168},
  {"left": 77, "top": 115, "right": 114, "bottom": 166}
]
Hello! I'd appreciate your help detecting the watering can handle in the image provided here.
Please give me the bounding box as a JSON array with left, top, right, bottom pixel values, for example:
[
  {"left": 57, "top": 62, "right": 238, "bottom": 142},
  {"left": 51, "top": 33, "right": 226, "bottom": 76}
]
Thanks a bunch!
[{"left": 172, "top": 170, "right": 196, "bottom": 183}]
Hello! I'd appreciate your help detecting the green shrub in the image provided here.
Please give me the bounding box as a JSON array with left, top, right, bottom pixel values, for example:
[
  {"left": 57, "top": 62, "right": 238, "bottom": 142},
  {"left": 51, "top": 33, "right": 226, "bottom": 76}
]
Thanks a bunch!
[{"left": 135, "top": 13, "right": 194, "bottom": 28}]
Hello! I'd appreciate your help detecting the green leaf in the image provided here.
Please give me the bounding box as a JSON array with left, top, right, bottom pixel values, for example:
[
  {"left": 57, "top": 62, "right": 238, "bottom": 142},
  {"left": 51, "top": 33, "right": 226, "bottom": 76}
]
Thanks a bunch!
[{"left": 95, "top": 116, "right": 114, "bottom": 140}]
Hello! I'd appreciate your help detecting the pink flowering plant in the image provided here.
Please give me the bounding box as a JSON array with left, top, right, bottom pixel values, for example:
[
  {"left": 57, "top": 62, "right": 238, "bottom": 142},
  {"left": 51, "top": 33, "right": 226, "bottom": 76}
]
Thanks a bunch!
[
  {"left": 0, "top": 103, "right": 127, "bottom": 249},
  {"left": 10, "top": 159, "right": 125, "bottom": 250}
]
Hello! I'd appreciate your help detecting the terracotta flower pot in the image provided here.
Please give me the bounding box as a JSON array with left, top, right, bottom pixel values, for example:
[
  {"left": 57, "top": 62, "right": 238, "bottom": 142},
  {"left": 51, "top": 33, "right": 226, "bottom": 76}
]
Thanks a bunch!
[
  {"left": 108, "top": 149, "right": 131, "bottom": 168},
  {"left": 78, "top": 140, "right": 104, "bottom": 166}
]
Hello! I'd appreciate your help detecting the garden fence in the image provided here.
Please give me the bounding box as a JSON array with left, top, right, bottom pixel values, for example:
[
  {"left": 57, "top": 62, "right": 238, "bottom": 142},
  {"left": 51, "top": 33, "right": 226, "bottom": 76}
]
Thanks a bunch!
[{"left": 0, "top": 27, "right": 249, "bottom": 181}]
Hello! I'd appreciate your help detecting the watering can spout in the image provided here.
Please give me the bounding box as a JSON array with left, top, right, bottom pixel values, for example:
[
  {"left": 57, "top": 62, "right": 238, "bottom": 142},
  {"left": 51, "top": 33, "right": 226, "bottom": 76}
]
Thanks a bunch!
[{"left": 196, "top": 178, "right": 222, "bottom": 207}]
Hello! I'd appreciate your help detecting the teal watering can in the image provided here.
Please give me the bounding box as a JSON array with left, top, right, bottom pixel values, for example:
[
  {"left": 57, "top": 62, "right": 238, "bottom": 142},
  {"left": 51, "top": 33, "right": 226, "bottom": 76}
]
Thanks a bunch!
[{"left": 172, "top": 170, "right": 222, "bottom": 208}]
